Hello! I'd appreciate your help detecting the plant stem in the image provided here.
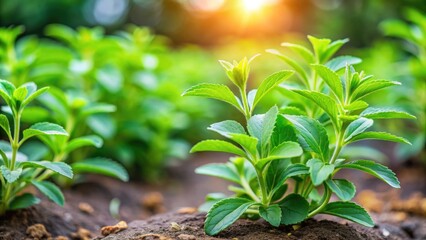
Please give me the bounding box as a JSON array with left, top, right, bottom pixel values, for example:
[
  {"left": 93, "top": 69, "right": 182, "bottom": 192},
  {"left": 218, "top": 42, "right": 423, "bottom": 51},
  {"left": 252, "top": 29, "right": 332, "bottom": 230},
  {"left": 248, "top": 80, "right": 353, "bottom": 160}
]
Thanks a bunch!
[
  {"left": 307, "top": 185, "right": 331, "bottom": 218},
  {"left": 0, "top": 110, "right": 21, "bottom": 214},
  {"left": 255, "top": 168, "right": 269, "bottom": 205},
  {"left": 329, "top": 130, "right": 344, "bottom": 165},
  {"left": 240, "top": 177, "right": 260, "bottom": 202},
  {"left": 239, "top": 88, "right": 251, "bottom": 121}
]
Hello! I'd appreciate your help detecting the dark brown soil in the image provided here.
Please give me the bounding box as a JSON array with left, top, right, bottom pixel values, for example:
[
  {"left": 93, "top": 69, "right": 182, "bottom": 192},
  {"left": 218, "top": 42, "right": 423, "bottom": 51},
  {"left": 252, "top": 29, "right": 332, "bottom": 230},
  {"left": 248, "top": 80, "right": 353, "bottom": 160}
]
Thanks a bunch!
[{"left": 97, "top": 212, "right": 426, "bottom": 240}]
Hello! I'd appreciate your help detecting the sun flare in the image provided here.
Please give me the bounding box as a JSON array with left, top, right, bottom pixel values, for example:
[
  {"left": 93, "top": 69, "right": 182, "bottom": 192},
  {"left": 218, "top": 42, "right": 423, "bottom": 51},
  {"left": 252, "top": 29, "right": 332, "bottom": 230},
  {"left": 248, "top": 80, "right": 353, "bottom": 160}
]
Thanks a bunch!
[{"left": 241, "top": 0, "right": 265, "bottom": 12}]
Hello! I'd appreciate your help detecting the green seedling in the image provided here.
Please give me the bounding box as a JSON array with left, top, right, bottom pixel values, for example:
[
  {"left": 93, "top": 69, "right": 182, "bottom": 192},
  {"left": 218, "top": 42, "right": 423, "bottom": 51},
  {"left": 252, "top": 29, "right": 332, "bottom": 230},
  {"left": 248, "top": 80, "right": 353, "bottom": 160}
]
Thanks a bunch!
[
  {"left": 183, "top": 45, "right": 414, "bottom": 235},
  {"left": 0, "top": 80, "right": 72, "bottom": 215}
]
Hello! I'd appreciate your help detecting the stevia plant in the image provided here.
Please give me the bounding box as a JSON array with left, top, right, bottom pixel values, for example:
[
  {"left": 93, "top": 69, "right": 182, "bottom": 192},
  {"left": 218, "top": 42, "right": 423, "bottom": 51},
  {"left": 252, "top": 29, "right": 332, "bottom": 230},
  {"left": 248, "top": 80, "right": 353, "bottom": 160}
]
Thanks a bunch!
[
  {"left": 183, "top": 49, "right": 414, "bottom": 235},
  {"left": 0, "top": 26, "right": 128, "bottom": 185},
  {"left": 0, "top": 80, "right": 73, "bottom": 215}
]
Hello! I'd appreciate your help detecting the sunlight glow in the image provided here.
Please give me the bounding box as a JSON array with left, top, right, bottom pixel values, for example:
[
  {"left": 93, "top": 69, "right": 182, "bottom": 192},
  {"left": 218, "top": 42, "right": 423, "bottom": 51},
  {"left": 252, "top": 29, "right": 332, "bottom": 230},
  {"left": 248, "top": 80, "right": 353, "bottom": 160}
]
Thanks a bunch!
[{"left": 242, "top": 0, "right": 264, "bottom": 12}]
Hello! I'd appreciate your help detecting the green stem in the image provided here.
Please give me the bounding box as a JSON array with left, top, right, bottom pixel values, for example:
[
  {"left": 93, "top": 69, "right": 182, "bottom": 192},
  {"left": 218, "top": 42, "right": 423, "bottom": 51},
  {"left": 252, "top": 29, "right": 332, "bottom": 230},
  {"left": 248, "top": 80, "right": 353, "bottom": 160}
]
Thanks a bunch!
[
  {"left": 0, "top": 110, "right": 21, "bottom": 214},
  {"left": 241, "top": 177, "right": 260, "bottom": 202},
  {"left": 255, "top": 168, "right": 269, "bottom": 205},
  {"left": 329, "top": 130, "right": 344, "bottom": 165},
  {"left": 307, "top": 185, "right": 331, "bottom": 218},
  {"left": 240, "top": 88, "right": 251, "bottom": 121}
]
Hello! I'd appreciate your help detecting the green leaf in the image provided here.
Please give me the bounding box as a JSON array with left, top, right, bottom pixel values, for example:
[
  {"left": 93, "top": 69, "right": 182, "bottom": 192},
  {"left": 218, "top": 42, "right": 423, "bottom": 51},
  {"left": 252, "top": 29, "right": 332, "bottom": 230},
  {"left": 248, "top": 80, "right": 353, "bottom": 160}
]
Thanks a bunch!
[
  {"left": 253, "top": 71, "right": 294, "bottom": 108},
  {"left": 344, "top": 117, "right": 373, "bottom": 142},
  {"left": 281, "top": 42, "right": 314, "bottom": 62},
  {"left": 0, "top": 114, "right": 11, "bottom": 139},
  {"left": 13, "top": 86, "right": 28, "bottom": 102},
  {"left": 307, "top": 158, "right": 335, "bottom": 186},
  {"left": 65, "top": 135, "right": 103, "bottom": 153},
  {"left": 269, "top": 163, "right": 309, "bottom": 194},
  {"left": 86, "top": 114, "right": 116, "bottom": 139},
  {"left": 229, "top": 134, "right": 259, "bottom": 159},
  {"left": 208, "top": 120, "right": 246, "bottom": 138},
  {"left": 199, "top": 193, "right": 227, "bottom": 213},
  {"left": 191, "top": 140, "right": 246, "bottom": 156},
  {"left": 312, "top": 64, "right": 344, "bottom": 101},
  {"left": 271, "top": 115, "right": 297, "bottom": 148},
  {"left": 351, "top": 80, "right": 400, "bottom": 101},
  {"left": 361, "top": 107, "right": 416, "bottom": 119},
  {"left": 322, "top": 38, "right": 349, "bottom": 62},
  {"left": 325, "top": 56, "right": 362, "bottom": 72},
  {"left": 71, "top": 158, "right": 128, "bottom": 181},
  {"left": 0, "top": 166, "right": 22, "bottom": 183},
  {"left": 182, "top": 83, "right": 241, "bottom": 112},
  {"left": 22, "top": 87, "right": 49, "bottom": 107},
  {"left": 0, "top": 80, "right": 15, "bottom": 103},
  {"left": 308, "top": 36, "right": 332, "bottom": 62},
  {"left": 325, "top": 179, "right": 356, "bottom": 201},
  {"left": 256, "top": 142, "right": 303, "bottom": 169},
  {"left": 9, "top": 193, "right": 40, "bottom": 210},
  {"left": 259, "top": 205, "right": 282, "bottom": 227},
  {"left": 292, "top": 90, "right": 339, "bottom": 126},
  {"left": 22, "top": 122, "right": 68, "bottom": 142},
  {"left": 80, "top": 103, "right": 117, "bottom": 117},
  {"left": 345, "top": 101, "right": 368, "bottom": 111},
  {"left": 338, "top": 160, "right": 400, "bottom": 188},
  {"left": 31, "top": 180, "right": 65, "bottom": 206},
  {"left": 347, "top": 131, "right": 410, "bottom": 145},
  {"left": 247, "top": 106, "right": 278, "bottom": 151},
  {"left": 286, "top": 115, "right": 329, "bottom": 161},
  {"left": 321, "top": 201, "right": 374, "bottom": 227},
  {"left": 20, "top": 161, "right": 73, "bottom": 179},
  {"left": 195, "top": 163, "right": 240, "bottom": 184},
  {"left": 266, "top": 49, "right": 309, "bottom": 86},
  {"left": 269, "top": 141, "right": 303, "bottom": 158},
  {"left": 205, "top": 197, "right": 255, "bottom": 236},
  {"left": 279, "top": 194, "right": 309, "bottom": 225}
]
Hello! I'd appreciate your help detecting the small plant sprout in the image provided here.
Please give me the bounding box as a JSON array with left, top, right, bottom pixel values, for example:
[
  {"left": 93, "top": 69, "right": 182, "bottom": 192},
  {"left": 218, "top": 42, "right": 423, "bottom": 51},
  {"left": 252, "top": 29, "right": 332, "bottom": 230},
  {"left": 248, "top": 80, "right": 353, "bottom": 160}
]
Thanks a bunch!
[
  {"left": 183, "top": 39, "right": 415, "bottom": 235},
  {"left": 0, "top": 80, "right": 73, "bottom": 215}
]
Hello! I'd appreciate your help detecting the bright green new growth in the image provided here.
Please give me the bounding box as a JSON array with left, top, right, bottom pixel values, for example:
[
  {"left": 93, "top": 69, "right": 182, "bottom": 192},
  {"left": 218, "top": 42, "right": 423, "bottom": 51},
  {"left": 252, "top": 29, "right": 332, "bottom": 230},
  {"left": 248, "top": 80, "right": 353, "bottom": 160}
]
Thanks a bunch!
[
  {"left": 0, "top": 80, "right": 72, "bottom": 215},
  {"left": 183, "top": 36, "right": 415, "bottom": 236}
]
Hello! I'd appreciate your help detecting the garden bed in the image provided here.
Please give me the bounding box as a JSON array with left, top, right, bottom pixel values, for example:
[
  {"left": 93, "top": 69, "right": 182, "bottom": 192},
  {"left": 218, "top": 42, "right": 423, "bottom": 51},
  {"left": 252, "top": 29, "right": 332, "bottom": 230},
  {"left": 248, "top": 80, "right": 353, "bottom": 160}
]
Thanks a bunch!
[{"left": 0, "top": 153, "right": 425, "bottom": 239}]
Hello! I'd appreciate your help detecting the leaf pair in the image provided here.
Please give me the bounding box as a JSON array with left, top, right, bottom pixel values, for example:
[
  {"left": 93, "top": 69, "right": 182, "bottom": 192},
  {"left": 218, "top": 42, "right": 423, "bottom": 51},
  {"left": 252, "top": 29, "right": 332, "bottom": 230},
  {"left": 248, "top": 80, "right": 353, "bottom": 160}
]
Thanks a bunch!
[{"left": 205, "top": 194, "right": 309, "bottom": 236}]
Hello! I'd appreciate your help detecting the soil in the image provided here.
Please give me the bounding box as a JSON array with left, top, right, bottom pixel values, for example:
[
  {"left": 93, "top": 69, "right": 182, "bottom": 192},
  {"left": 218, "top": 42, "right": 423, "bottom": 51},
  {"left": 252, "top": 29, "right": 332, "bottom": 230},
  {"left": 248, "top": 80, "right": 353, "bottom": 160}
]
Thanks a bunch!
[
  {"left": 0, "top": 152, "right": 425, "bottom": 239},
  {"left": 97, "top": 212, "right": 426, "bottom": 240}
]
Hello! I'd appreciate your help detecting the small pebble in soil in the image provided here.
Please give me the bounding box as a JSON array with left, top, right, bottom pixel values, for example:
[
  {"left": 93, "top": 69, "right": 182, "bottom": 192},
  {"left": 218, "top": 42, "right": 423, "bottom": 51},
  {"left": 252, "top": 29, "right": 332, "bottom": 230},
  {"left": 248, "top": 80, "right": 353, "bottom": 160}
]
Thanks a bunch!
[
  {"left": 134, "top": 233, "right": 171, "bottom": 240},
  {"left": 177, "top": 234, "right": 196, "bottom": 240},
  {"left": 54, "top": 236, "right": 69, "bottom": 240},
  {"left": 78, "top": 202, "right": 95, "bottom": 215},
  {"left": 26, "top": 223, "right": 51, "bottom": 239},
  {"left": 101, "top": 221, "right": 128, "bottom": 236},
  {"left": 381, "top": 228, "right": 390, "bottom": 237},
  {"left": 170, "top": 222, "right": 183, "bottom": 231},
  {"left": 71, "top": 227, "right": 92, "bottom": 240},
  {"left": 176, "top": 207, "right": 197, "bottom": 214},
  {"left": 141, "top": 192, "right": 166, "bottom": 214}
]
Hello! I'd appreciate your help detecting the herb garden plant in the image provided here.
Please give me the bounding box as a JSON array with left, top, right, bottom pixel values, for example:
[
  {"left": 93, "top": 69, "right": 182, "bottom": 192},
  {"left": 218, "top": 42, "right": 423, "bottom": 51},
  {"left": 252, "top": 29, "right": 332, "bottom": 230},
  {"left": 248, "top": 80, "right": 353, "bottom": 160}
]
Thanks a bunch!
[
  {"left": 0, "top": 81, "right": 72, "bottom": 215},
  {"left": 183, "top": 37, "right": 415, "bottom": 236}
]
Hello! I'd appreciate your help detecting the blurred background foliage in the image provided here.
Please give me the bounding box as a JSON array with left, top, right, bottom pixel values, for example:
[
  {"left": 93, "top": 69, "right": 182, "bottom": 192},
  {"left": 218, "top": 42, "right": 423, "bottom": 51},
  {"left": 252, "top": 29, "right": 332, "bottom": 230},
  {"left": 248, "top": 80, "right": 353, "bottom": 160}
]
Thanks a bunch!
[{"left": 0, "top": 0, "right": 425, "bottom": 181}]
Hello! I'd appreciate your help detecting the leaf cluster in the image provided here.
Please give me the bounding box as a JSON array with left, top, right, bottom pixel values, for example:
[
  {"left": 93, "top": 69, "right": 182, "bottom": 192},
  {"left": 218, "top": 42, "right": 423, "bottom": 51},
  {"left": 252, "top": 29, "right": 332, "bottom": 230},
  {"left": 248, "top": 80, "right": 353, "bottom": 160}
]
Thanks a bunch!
[{"left": 184, "top": 36, "right": 415, "bottom": 235}]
